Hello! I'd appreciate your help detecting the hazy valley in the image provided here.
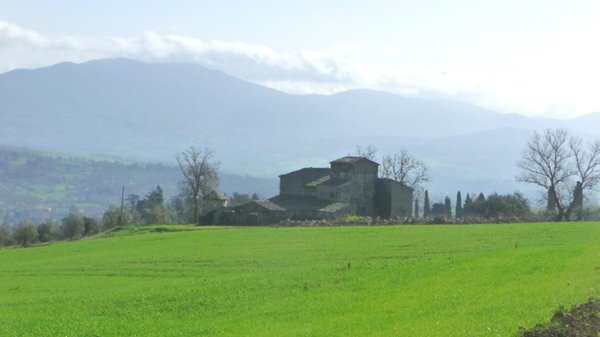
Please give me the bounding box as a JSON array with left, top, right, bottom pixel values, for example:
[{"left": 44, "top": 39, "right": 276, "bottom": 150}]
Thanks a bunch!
[{"left": 1, "top": 58, "right": 600, "bottom": 221}]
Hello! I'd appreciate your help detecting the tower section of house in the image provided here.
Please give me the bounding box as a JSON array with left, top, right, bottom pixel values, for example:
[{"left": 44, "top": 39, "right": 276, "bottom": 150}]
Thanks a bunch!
[{"left": 328, "top": 157, "right": 379, "bottom": 216}]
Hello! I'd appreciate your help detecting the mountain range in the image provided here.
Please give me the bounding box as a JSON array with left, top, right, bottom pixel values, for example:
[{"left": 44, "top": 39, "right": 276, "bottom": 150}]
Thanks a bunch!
[{"left": 1, "top": 58, "right": 600, "bottom": 208}]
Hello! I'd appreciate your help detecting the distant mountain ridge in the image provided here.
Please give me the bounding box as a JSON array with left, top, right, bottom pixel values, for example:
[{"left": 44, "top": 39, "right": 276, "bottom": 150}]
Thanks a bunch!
[{"left": 1, "top": 58, "right": 600, "bottom": 204}]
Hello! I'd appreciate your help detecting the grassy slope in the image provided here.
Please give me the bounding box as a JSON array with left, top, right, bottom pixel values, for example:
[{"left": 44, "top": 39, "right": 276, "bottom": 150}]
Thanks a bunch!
[{"left": 1, "top": 223, "right": 600, "bottom": 337}]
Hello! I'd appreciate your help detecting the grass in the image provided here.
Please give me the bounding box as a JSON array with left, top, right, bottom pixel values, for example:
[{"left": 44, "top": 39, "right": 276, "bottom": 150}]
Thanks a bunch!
[{"left": 1, "top": 222, "right": 600, "bottom": 337}]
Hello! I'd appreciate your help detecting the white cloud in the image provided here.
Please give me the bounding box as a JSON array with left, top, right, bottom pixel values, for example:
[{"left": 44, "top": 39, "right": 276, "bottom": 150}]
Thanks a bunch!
[
  {"left": 0, "top": 20, "right": 48, "bottom": 47},
  {"left": 0, "top": 20, "right": 354, "bottom": 85},
  {"left": 1, "top": 19, "right": 600, "bottom": 118}
]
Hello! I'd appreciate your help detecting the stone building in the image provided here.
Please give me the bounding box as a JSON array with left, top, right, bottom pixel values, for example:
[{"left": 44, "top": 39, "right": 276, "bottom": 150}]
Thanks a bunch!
[
  {"left": 202, "top": 190, "right": 229, "bottom": 213},
  {"left": 203, "top": 156, "right": 413, "bottom": 225}
]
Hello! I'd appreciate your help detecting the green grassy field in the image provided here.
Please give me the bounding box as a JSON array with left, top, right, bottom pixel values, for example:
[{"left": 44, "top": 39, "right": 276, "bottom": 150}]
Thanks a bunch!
[{"left": 1, "top": 223, "right": 600, "bottom": 337}]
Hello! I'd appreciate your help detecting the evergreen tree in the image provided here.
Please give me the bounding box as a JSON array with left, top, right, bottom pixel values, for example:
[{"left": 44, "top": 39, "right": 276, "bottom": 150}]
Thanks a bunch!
[
  {"left": 414, "top": 198, "right": 420, "bottom": 218},
  {"left": 135, "top": 186, "right": 167, "bottom": 224},
  {"left": 444, "top": 196, "right": 452, "bottom": 217},
  {"left": 467, "top": 192, "right": 531, "bottom": 218},
  {"left": 431, "top": 203, "right": 446, "bottom": 216},
  {"left": 464, "top": 193, "right": 473, "bottom": 216},
  {"left": 424, "top": 190, "right": 430, "bottom": 217},
  {"left": 469, "top": 192, "right": 487, "bottom": 217},
  {"left": 126, "top": 194, "right": 140, "bottom": 211},
  {"left": 138, "top": 185, "right": 164, "bottom": 212},
  {"left": 455, "top": 191, "right": 463, "bottom": 218},
  {"left": 148, "top": 185, "right": 164, "bottom": 208}
]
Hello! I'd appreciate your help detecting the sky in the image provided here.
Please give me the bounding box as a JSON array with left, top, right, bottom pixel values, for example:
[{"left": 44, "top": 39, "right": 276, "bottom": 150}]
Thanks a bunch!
[{"left": 1, "top": 0, "right": 600, "bottom": 118}]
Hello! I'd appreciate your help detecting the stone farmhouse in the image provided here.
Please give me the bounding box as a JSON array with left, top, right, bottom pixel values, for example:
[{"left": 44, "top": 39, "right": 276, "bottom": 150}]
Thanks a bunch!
[{"left": 203, "top": 156, "right": 413, "bottom": 225}]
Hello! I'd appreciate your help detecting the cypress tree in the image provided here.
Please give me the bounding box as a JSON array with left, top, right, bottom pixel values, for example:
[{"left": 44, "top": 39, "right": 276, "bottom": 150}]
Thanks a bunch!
[
  {"left": 424, "top": 190, "right": 430, "bottom": 217},
  {"left": 455, "top": 191, "right": 463, "bottom": 218},
  {"left": 444, "top": 196, "right": 452, "bottom": 217},
  {"left": 464, "top": 193, "right": 473, "bottom": 216},
  {"left": 471, "top": 192, "right": 486, "bottom": 217},
  {"left": 414, "top": 198, "right": 420, "bottom": 218}
]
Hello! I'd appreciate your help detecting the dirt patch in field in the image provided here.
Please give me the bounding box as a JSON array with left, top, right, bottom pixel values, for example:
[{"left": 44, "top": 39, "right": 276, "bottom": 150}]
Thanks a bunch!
[{"left": 518, "top": 298, "right": 600, "bottom": 337}]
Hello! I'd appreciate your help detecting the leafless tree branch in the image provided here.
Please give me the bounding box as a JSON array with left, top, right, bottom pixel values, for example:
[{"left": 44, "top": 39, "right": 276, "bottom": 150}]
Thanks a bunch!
[
  {"left": 380, "top": 150, "right": 429, "bottom": 190},
  {"left": 176, "top": 147, "right": 219, "bottom": 223},
  {"left": 355, "top": 144, "right": 378, "bottom": 161},
  {"left": 517, "top": 128, "right": 600, "bottom": 221}
]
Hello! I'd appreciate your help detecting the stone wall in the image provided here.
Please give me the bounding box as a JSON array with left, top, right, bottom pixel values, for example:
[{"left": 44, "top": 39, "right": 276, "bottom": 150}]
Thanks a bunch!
[
  {"left": 375, "top": 179, "right": 413, "bottom": 218},
  {"left": 389, "top": 182, "right": 413, "bottom": 217}
]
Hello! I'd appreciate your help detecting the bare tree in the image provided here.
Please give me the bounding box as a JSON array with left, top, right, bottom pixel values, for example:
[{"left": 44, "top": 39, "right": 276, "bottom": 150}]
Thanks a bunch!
[
  {"left": 517, "top": 128, "right": 600, "bottom": 221},
  {"left": 380, "top": 150, "right": 429, "bottom": 190},
  {"left": 176, "top": 147, "right": 219, "bottom": 223},
  {"left": 354, "top": 144, "right": 378, "bottom": 161}
]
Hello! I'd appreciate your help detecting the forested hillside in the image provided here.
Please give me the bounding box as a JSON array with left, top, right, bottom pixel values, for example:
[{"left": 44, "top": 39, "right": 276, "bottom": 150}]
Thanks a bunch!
[{"left": 0, "top": 146, "right": 276, "bottom": 225}]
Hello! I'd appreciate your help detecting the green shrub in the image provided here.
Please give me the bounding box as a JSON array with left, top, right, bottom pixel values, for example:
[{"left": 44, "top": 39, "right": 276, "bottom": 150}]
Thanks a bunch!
[{"left": 12, "top": 222, "right": 39, "bottom": 247}]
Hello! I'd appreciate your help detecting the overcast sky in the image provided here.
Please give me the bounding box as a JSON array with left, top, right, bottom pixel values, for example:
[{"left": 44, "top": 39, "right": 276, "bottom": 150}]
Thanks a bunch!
[{"left": 1, "top": 0, "right": 600, "bottom": 118}]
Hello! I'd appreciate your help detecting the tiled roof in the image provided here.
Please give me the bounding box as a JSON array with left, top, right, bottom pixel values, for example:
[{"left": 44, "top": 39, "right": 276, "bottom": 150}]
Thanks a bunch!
[
  {"left": 270, "top": 195, "right": 353, "bottom": 214},
  {"left": 279, "top": 167, "right": 331, "bottom": 177},
  {"left": 322, "top": 177, "right": 351, "bottom": 187},
  {"left": 318, "top": 202, "right": 353, "bottom": 213},
  {"left": 330, "top": 156, "right": 379, "bottom": 165},
  {"left": 270, "top": 195, "right": 327, "bottom": 210},
  {"left": 377, "top": 178, "right": 414, "bottom": 191},
  {"left": 305, "top": 175, "right": 330, "bottom": 187},
  {"left": 251, "top": 200, "right": 285, "bottom": 211}
]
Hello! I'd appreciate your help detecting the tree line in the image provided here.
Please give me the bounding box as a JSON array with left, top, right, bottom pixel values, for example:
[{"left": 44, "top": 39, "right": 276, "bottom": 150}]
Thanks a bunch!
[
  {"left": 0, "top": 185, "right": 259, "bottom": 247},
  {"left": 416, "top": 190, "right": 531, "bottom": 220},
  {"left": 359, "top": 127, "right": 600, "bottom": 223},
  {"left": 0, "top": 145, "right": 265, "bottom": 247},
  {"left": 0, "top": 213, "right": 102, "bottom": 248}
]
